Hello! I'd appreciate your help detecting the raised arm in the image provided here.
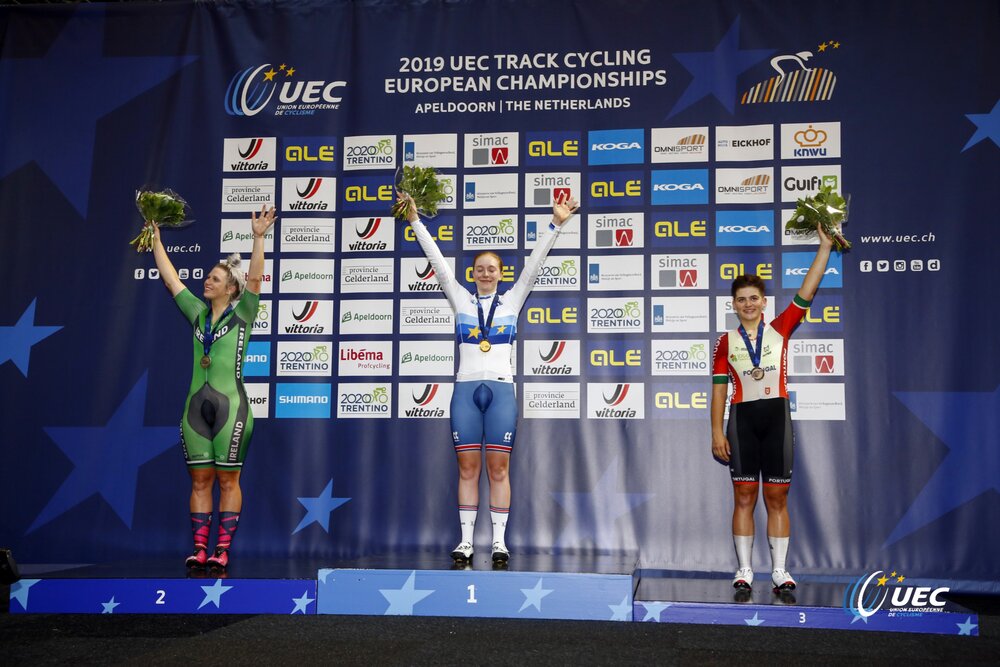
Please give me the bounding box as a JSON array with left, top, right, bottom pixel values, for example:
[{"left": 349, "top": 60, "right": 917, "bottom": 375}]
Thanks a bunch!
[
  {"left": 151, "top": 223, "right": 185, "bottom": 296},
  {"left": 246, "top": 205, "right": 276, "bottom": 295},
  {"left": 396, "top": 191, "right": 466, "bottom": 309},
  {"left": 504, "top": 194, "right": 579, "bottom": 311},
  {"left": 796, "top": 223, "right": 835, "bottom": 303}
]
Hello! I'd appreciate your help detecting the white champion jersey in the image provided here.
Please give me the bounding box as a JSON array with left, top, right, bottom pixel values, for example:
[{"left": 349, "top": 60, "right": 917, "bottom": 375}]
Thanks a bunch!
[{"left": 411, "top": 217, "right": 562, "bottom": 383}]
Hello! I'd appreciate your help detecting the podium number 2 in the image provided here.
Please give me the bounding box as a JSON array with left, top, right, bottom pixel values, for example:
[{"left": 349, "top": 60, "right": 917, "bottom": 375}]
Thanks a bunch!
[
  {"left": 155, "top": 590, "right": 166, "bottom": 605},
  {"left": 467, "top": 584, "right": 478, "bottom": 604}
]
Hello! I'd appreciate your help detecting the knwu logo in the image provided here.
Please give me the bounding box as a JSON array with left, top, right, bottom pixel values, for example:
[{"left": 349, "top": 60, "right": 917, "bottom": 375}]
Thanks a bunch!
[{"left": 224, "top": 64, "right": 346, "bottom": 117}]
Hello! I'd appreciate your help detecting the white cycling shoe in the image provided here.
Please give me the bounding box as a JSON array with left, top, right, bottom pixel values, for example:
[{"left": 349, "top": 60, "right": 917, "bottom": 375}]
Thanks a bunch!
[
  {"left": 450, "top": 541, "right": 474, "bottom": 562},
  {"left": 491, "top": 541, "right": 510, "bottom": 564},
  {"left": 771, "top": 568, "right": 797, "bottom": 590},
  {"left": 732, "top": 567, "right": 754, "bottom": 589}
]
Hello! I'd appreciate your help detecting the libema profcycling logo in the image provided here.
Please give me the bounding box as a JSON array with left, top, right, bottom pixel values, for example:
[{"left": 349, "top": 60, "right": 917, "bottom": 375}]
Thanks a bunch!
[
  {"left": 842, "top": 570, "right": 950, "bottom": 620},
  {"left": 224, "top": 63, "right": 347, "bottom": 117}
]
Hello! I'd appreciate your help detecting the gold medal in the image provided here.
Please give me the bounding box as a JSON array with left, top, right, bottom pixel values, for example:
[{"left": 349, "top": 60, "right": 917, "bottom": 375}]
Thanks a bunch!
[
  {"left": 200, "top": 355, "right": 212, "bottom": 369},
  {"left": 479, "top": 340, "right": 492, "bottom": 353}
]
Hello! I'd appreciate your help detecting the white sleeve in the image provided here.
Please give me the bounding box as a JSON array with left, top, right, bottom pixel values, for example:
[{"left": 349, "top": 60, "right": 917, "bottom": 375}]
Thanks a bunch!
[
  {"left": 409, "top": 218, "right": 468, "bottom": 311},
  {"left": 503, "top": 221, "right": 561, "bottom": 313}
]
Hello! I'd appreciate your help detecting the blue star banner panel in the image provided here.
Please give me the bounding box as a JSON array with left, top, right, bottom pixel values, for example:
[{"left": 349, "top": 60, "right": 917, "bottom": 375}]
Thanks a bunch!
[{"left": 1, "top": 0, "right": 998, "bottom": 589}]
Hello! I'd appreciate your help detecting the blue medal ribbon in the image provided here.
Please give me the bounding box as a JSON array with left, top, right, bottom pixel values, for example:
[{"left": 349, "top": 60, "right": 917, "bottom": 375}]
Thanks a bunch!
[
  {"left": 737, "top": 319, "right": 764, "bottom": 370},
  {"left": 203, "top": 304, "right": 233, "bottom": 358},
  {"left": 476, "top": 294, "right": 500, "bottom": 344}
]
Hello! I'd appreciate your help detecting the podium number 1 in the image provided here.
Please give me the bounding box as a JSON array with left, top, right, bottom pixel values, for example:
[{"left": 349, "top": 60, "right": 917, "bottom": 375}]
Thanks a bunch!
[{"left": 467, "top": 584, "right": 478, "bottom": 604}]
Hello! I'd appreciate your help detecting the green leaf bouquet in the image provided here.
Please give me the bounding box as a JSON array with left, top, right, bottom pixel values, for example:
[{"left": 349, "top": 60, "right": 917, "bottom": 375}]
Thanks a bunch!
[
  {"left": 130, "top": 188, "right": 194, "bottom": 252},
  {"left": 392, "top": 166, "right": 449, "bottom": 220},
  {"left": 784, "top": 185, "right": 851, "bottom": 252}
]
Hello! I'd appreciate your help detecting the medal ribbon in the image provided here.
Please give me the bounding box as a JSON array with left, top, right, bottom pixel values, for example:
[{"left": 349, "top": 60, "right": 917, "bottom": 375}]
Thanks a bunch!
[
  {"left": 476, "top": 295, "right": 501, "bottom": 345},
  {"left": 203, "top": 304, "right": 234, "bottom": 358},
  {"left": 737, "top": 319, "right": 764, "bottom": 370}
]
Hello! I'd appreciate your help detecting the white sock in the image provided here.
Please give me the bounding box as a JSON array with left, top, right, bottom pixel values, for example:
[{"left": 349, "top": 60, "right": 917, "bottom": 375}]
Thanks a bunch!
[
  {"left": 734, "top": 534, "right": 754, "bottom": 570},
  {"left": 768, "top": 535, "right": 789, "bottom": 571},
  {"left": 491, "top": 509, "right": 508, "bottom": 546},
  {"left": 459, "top": 509, "right": 476, "bottom": 544}
]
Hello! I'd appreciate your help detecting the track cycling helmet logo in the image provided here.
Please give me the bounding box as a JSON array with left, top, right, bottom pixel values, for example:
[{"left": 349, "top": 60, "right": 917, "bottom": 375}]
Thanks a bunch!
[{"left": 224, "top": 63, "right": 347, "bottom": 117}]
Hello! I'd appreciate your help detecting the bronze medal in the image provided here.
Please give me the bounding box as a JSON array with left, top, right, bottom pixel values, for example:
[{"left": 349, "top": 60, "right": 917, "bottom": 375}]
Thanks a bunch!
[
  {"left": 751, "top": 366, "right": 765, "bottom": 381},
  {"left": 200, "top": 355, "right": 212, "bottom": 369},
  {"left": 479, "top": 340, "right": 492, "bottom": 353}
]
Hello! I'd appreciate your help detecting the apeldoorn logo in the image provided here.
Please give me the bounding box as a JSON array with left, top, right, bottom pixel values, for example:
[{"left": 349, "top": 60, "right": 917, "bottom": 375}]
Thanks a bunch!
[
  {"left": 281, "top": 177, "right": 337, "bottom": 212},
  {"left": 279, "top": 258, "right": 336, "bottom": 293},
  {"left": 464, "top": 132, "right": 519, "bottom": 168},
  {"left": 224, "top": 64, "right": 346, "bottom": 117},
  {"left": 221, "top": 218, "right": 275, "bottom": 254},
  {"left": 588, "top": 382, "right": 644, "bottom": 419},
  {"left": 223, "top": 137, "right": 276, "bottom": 172},
  {"left": 399, "top": 340, "right": 455, "bottom": 376},
  {"left": 523, "top": 172, "right": 579, "bottom": 209},
  {"left": 650, "top": 169, "right": 709, "bottom": 205},
  {"left": 282, "top": 136, "right": 337, "bottom": 171},
  {"left": 716, "top": 211, "right": 774, "bottom": 247},
  {"left": 587, "top": 128, "right": 644, "bottom": 165},
  {"left": 339, "top": 299, "right": 394, "bottom": 335},
  {"left": 341, "top": 216, "right": 394, "bottom": 252},
  {"left": 589, "top": 212, "right": 645, "bottom": 249},
  {"left": 650, "top": 127, "right": 709, "bottom": 163},
  {"left": 842, "top": 571, "right": 950, "bottom": 621}
]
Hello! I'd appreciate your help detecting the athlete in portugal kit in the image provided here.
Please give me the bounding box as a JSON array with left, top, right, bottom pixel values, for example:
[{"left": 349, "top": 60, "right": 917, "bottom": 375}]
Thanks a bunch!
[
  {"left": 397, "top": 190, "right": 579, "bottom": 565},
  {"left": 152, "top": 205, "right": 275, "bottom": 570},
  {"left": 711, "top": 223, "right": 835, "bottom": 592}
]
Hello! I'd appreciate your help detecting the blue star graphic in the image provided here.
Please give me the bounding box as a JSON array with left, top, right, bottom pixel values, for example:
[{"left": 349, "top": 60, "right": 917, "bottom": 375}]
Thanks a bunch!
[
  {"left": 641, "top": 601, "right": 671, "bottom": 621},
  {"left": 745, "top": 611, "right": 765, "bottom": 626},
  {"left": 886, "top": 386, "right": 1000, "bottom": 546},
  {"left": 9, "top": 579, "right": 41, "bottom": 611},
  {"left": 957, "top": 616, "right": 978, "bottom": 636},
  {"left": 667, "top": 16, "right": 774, "bottom": 118},
  {"left": 551, "top": 457, "right": 653, "bottom": 548},
  {"left": 0, "top": 9, "right": 197, "bottom": 215},
  {"left": 291, "top": 590, "right": 315, "bottom": 614},
  {"left": 292, "top": 479, "right": 350, "bottom": 534},
  {"left": 101, "top": 596, "right": 120, "bottom": 614},
  {"left": 379, "top": 571, "right": 434, "bottom": 615},
  {"left": 0, "top": 299, "right": 62, "bottom": 377},
  {"left": 198, "top": 578, "right": 234, "bottom": 610},
  {"left": 518, "top": 578, "right": 554, "bottom": 613},
  {"left": 608, "top": 594, "right": 632, "bottom": 621},
  {"left": 849, "top": 607, "right": 869, "bottom": 625},
  {"left": 318, "top": 568, "right": 333, "bottom": 584},
  {"left": 962, "top": 99, "right": 1000, "bottom": 152},
  {"left": 27, "top": 372, "right": 179, "bottom": 533}
]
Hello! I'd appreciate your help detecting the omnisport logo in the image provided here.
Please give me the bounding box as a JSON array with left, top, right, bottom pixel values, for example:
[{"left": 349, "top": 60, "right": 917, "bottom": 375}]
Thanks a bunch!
[
  {"left": 224, "top": 63, "right": 347, "bottom": 117},
  {"left": 842, "top": 570, "right": 949, "bottom": 620}
]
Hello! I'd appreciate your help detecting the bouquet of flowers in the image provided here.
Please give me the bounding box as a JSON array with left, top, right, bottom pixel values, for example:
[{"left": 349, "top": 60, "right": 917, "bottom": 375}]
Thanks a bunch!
[
  {"left": 392, "top": 165, "right": 449, "bottom": 220},
  {"left": 129, "top": 188, "right": 193, "bottom": 252},
  {"left": 785, "top": 185, "right": 851, "bottom": 252}
]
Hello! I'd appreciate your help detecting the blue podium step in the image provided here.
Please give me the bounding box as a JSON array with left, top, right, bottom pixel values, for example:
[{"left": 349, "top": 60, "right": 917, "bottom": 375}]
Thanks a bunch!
[
  {"left": 633, "top": 571, "right": 980, "bottom": 636},
  {"left": 317, "top": 552, "right": 638, "bottom": 621}
]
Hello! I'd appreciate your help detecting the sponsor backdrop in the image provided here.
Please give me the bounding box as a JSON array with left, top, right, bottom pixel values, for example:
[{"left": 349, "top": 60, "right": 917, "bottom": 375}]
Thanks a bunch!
[{"left": 1, "top": 0, "right": 997, "bottom": 585}]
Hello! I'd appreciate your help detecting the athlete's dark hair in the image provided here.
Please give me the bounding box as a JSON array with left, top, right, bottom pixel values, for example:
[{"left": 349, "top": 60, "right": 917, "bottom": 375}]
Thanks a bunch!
[
  {"left": 731, "top": 274, "right": 766, "bottom": 298},
  {"left": 473, "top": 251, "right": 504, "bottom": 273}
]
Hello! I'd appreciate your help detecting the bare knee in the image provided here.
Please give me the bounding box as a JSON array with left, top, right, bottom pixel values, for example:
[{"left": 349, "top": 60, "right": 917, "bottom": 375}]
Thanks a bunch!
[
  {"left": 190, "top": 469, "right": 215, "bottom": 494},
  {"left": 457, "top": 456, "right": 481, "bottom": 481},
  {"left": 216, "top": 471, "right": 241, "bottom": 494},
  {"left": 733, "top": 485, "right": 758, "bottom": 510},
  {"left": 762, "top": 486, "right": 789, "bottom": 511},
  {"left": 487, "top": 458, "right": 509, "bottom": 485}
]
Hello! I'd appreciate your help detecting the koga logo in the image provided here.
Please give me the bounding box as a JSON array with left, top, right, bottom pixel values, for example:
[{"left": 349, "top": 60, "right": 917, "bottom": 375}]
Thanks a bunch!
[
  {"left": 653, "top": 182, "right": 704, "bottom": 191},
  {"left": 289, "top": 178, "right": 329, "bottom": 210},
  {"left": 408, "top": 261, "right": 443, "bottom": 291},
  {"left": 596, "top": 383, "right": 637, "bottom": 418},
  {"left": 718, "top": 225, "right": 771, "bottom": 233},
  {"left": 527, "top": 307, "right": 577, "bottom": 324},
  {"left": 528, "top": 140, "right": 579, "bottom": 157},
  {"left": 793, "top": 125, "right": 828, "bottom": 156},
  {"left": 654, "top": 219, "right": 707, "bottom": 238},
  {"left": 718, "top": 174, "right": 770, "bottom": 194},
  {"left": 340, "top": 387, "right": 390, "bottom": 413},
  {"left": 591, "top": 142, "right": 641, "bottom": 151},
  {"left": 286, "top": 144, "right": 335, "bottom": 163},
  {"left": 720, "top": 263, "right": 773, "bottom": 280},
  {"left": 531, "top": 341, "right": 572, "bottom": 375},
  {"left": 591, "top": 348, "right": 641, "bottom": 367},
  {"left": 654, "top": 390, "right": 708, "bottom": 409},
  {"left": 230, "top": 138, "right": 270, "bottom": 171},
  {"left": 224, "top": 64, "right": 346, "bottom": 117},
  {"left": 280, "top": 345, "right": 331, "bottom": 371},
  {"left": 404, "top": 225, "right": 454, "bottom": 242},
  {"left": 406, "top": 384, "right": 445, "bottom": 417},
  {"left": 843, "top": 571, "right": 950, "bottom": 620},
  {"left": 591, "top": 180, "right": 641, "bottom": 198},
  {"left": 349, "top": 218, "right": 388, "bottom": 251},
  {"left": 345, "top": 185, "right": 393, "bottom": 203},
  {"left": 784, "top": 175, "right": 838, "bottom": 192},
  {"left": 785, "top": 266, "right": 839, "bottom": 276}
]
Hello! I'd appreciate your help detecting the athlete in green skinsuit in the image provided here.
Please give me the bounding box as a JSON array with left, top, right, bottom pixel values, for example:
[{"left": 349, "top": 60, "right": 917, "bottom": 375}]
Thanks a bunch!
[{"left": 152, "top": 205, "right": 275, "bottom": 570}]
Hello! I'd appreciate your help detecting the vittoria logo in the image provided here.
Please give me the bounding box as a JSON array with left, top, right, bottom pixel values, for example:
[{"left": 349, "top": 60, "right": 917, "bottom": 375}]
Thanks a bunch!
[
  {"left": 347, "top": 217, "right": 388, "bottom": 251},
  {"left": 294, "top": 301, "right": 319, "bottom": 322},
  {"left": 223, "top": 137, "right": 275, "bottom": 172},
  {"left": 281, "top": 177, "right": 336, "bottom": 212},
  {"left": 531, "top": 340, "right": 573, "bottom": 375},
  {"left": 591, "top": 382, "right": 639, "bottom": 418},
  {"left": 399, "top": 382, "right": 451, "bottom": 418},
  {"left": 605, "top": 384, "right": 629, "bottom": 405},
  {"left": 413, "top": 383, "right": 439, "bottom": 406},
  {"left": 224, "top": 64, "right": 346, "bottom": 117}
]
